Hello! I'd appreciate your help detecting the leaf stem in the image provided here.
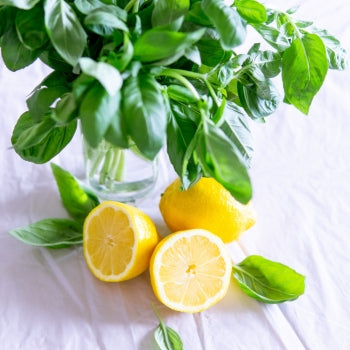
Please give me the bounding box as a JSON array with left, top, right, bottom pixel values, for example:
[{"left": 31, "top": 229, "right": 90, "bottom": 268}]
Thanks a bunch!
[
  {"left": 124, "top": 0, "right": 138, "bottom": 12},
  {"left": 159, "top": 68, "right": 220, "bottom": 107},
  {"left": 152, "top": 303, "right": 173, "bottom": 350},
  {"left": 158, "top": 69, "right": 201, "bottom": 101}
]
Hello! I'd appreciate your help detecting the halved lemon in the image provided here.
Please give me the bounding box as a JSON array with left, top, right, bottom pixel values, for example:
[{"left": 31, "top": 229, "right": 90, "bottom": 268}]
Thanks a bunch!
[
  {"left": 83, "top": 201, "right": 160, "bottom": 282},
  {"left": 150, "top": 229, "right": 232, "bottom": 313}
]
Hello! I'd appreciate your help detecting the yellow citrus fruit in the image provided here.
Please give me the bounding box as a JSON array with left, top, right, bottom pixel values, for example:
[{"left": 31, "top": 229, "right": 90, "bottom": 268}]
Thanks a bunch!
[
  {"left": 150, "top": 229, "right": 232, "bottom": 313},
  {"left": 83, "top": 201, "right": 160, "bottom": 282},
  {"left": 159, "top": 177, "right": 256, "bottom": 243}
]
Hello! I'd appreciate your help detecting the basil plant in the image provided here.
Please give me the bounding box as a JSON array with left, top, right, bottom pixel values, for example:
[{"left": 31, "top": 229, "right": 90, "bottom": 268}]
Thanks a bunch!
[{"left": 0, "top": 0, "right": 347, "bottom": 203}]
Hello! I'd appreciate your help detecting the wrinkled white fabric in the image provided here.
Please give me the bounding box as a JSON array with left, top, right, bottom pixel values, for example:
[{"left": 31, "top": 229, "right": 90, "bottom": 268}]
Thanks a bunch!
[{"left": 1, "top": 1, "right": 350, "bottom": 349}]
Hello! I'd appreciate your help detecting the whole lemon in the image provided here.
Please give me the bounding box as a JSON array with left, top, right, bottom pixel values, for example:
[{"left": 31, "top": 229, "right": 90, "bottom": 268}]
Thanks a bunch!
[{"left": 159, "top": 177, "right": 256, "bottom": 243}]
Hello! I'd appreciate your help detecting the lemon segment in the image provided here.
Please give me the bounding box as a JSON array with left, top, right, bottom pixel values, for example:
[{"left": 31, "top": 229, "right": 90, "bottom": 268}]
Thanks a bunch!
[
  {"left": 150, "top": 229, "right": 232, "bottom": 313},
  {"left": 159, "top": 178, "right": 256, "bottom": 243},
  {"left": 83, "top": 201, "right": 160, "bottom": 282}
]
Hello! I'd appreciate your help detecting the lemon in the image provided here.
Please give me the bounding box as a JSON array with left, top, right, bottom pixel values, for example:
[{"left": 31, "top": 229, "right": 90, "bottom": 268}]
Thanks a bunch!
[
  {"left": 83, "top": 201, "right": 160, "bottom": 282},
  {"left": 159, "top": 177, "right": 256, "bottom": 243},
  {"left": 150, "top": 229, "right": 232, "bottom": 313}
]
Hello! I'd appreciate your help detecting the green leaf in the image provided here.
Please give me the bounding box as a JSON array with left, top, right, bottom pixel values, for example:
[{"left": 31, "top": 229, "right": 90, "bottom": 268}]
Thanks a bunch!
[
  {"left": 167, "top": 85, "right": 199, "bottom": 104},
  {"left": 166, "top": 101, "right": 198, "bottom": 178},
  {"left": 52, "top": 93, "right": 78, "bottom": 124},
  {"left": 237, "top": 79, "right": 280, "bottom": 120},
  {"left": 44, "top": 0, "right": 87, "bottom": 66},
  {"left": 11, "top": 111, "right": 77, "bottom": 164},
  {"left": 235, "top": 0, "right": 267, "bottom": 24},
  {"left": 122, "top": 74, "right": 167, "bottom": 160},
  {"left": 196, "top": 120, "right": 252, "bottom": 204},
  {"left": 84, "top": 5, "right": 128, "bottom": 36},
  {"left": 220, "top": 102, "right": 253, "bottom": 168},
  {"left": 248, "top": 49, "right": 281, "bottom": 78},
  {"left": 51, "top": 163, "right": 99, "bottom": 224},
  {"left": 26, "top": 85, "right": 70, "bottom": 122},
  {"left": 15, "top": 5, "right": 48, "bottom": 50},
  {"left": 196, "top": 37, "right": 231, "bottom": 67},
  {"left": 79, "top": 57, "right": 123, "bottom": 95},
  {"left": 185, "top": 1, "right": 212, "bottom": 26},
  {"left": 0, "top": 0, "right": 40, "bottom": 9},
  {"left": 0, "top": 7, "right": 17, "bottom": 39},
  {"left": 79, "top": 82, "right": 121, "bottom": 148},
  {"left": 311, "top": 28, "right": 348, "bottom": 70},
  {"left": 282, "top": 33, "right": 328, "bottom": 114},
  {"left": 201, "top": 0, "right": 246, "bottom": 50},
  {"left": 154, "top": 325, "right": 183, "bottom": 350},
  {"left": 153, "top": 305, "right": 183, "bottom": 350},
  {"left": 253, "top": 24, "right": 290, "bottom": 51},
  {"left": 232, "top": 255, "right": 306, "bottom": 303},
  {"left": 9, "top": 218, "right": 83, "bottom": 249},
  {"left": 133, "top": 27, "right": 205, "bottom": 63},
  {"left": 39, "top": 44, "right": 73, "bottom": 72},
  {"left": 74, "top": 0, "right": 115, "bottom": 15},
  {"left": 1, "top": 26, "right": 39, "bottom": 71},
  {"left": 152, "top": 0, "right": 189, "bottom": 30}
]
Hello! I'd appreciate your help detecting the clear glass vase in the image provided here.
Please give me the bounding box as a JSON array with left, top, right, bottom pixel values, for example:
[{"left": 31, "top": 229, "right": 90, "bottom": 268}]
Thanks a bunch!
[{"left": 83, "top": 138, "right": 158, "bottom": 203}]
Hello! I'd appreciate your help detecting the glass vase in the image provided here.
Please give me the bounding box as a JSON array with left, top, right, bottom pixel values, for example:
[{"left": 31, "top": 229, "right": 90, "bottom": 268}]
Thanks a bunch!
[{"left": 83, "top": 138, "right": 158, "bottom": 203}]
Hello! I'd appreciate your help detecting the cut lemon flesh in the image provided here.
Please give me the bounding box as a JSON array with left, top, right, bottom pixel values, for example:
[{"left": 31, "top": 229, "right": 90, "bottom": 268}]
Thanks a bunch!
[
  {"left": 150, "top": 229, "right": 232, "bottom": 313},
  {"left": 83, "top": 201, "right": 160, "bottom": 282}
]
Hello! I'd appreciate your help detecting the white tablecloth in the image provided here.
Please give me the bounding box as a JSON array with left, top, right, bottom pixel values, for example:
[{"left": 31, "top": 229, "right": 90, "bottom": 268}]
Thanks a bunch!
[{"left": 1, "top": 1, "right": 350, "bottom": 349}]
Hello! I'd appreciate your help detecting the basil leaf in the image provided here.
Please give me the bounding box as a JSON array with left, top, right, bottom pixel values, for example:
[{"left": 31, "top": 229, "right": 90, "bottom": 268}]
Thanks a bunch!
[
  {"left": 1, "top": 26, "right": 39, "bottom": 71},
  {"left": 9, "top": 218, "right": 82, "bottom": 249},
  {"left": 52, "top": 92, "right": 78, "bottom": 124},
  {"left": 79, "top": 82, "right": 121, "bottom": 148},
  {"left": 282, "top": 33, "right": 328, "bottom": 114},
  {"left": 166, "top": 101, "right": 198, "bottom": 178},
  {"left": 311, "top": 28, "right": 348, "bottom": 70},
  {"left": 220, "top": 102, "right": 253, "bottom": 168},
  {"left": 79, "top": 57, "right": 122, "bottom": 96},
  {"left": 196, "top": 120, "right": 252, "bottom": 204},
  {"left": 122, "top": 73, "right": 166, "bottom": 160},
  {"left": 15, "top": 5, "right": 48, "bottom": 50},
  {"left": 0, "top": 7, "right": 17, "bottom": 39},
  {"left": 103, "top": 108, "right": 129, "bottom": 148},
  {"left": 167, "top": 85, "right": 198, "bottom": 104},
  {"left": 84, "top": 6, "right": 128, "bottom": 36},
  {"left": 237, "top": 79, "right": 280, "bottom": 120},
  {"left": 133, "top": 27, "right": 205, "bottom": 63},
  {"left": 153, "top": 305, "right": 183, "bottom": 350},
  {"left": 249, "top": 49, "right": 281, "bottom": 78},
  {"left": 26, "top": 85, "right": 69, "bottom": 122},
  {"left": 44, "top": 0, "right": 87, "bottom": 66},
  {"left": 74, "top": 0, "right": 115, "bottom": 15},
  {"left": 11, "top": 111, "right": 77, "bottom": 164},
  {"left": 0, "top": 0, "right": 40, "bottom": 9},
  {"left": 186, "top": 1, "right": 212, "bottom": 26},
  {"left": 12, "top": 114, "right": 56, "bottom": 150},
  {"left": 51, "top": 163, "right": 99, "bottom": 224},
  {"left": 235, "top": 0, "right": 267, "bottom": 24},
  {"left": 202, "top": 0, "right": 246, "bottom": 50},
  {"left": 232, "top": 255, "right": 306, "bottom": 303},
  {"left": 39, "top": 45, "right": 73, "bottom": 72},
  {"left": 196, "top": 37, "right": 231, "bottom": 67},
  {"left": 154, "top": 325, "right": 183, "bottom": 350},
  {"left": 152, "top": 0, "right": 189, "bottom": 30},
  {"left": 253, "top": 24, "right": 290, "bottom": 51}
]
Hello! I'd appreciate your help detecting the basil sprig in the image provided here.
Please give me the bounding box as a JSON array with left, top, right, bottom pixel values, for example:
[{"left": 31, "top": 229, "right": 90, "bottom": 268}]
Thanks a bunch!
[
  {"left": 153, "top": 305, "right": 183, "bottom": 350},
  {"left": 8, "top": 164, "right": 99, "bottom": 248},
  {"left": 1, "top": 0, "right": 347, "bottom": 204},
  {"left": 232, "top": 255, "right": 305, "bottom": 303}
]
